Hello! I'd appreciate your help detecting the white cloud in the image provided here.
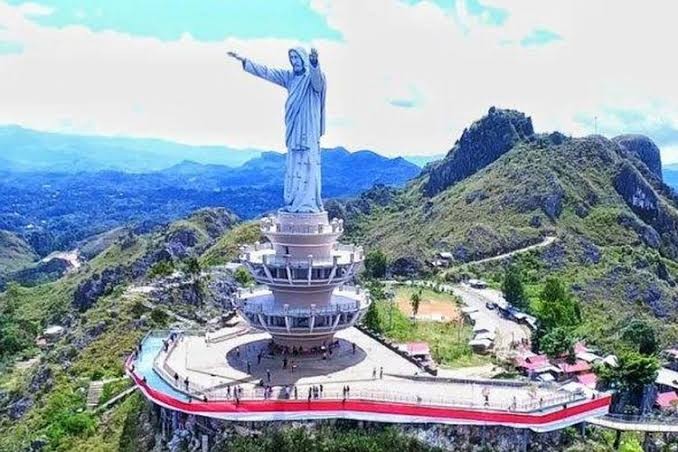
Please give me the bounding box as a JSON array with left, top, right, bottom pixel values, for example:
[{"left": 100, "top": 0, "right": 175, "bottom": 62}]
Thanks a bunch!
[{"left": 0, "top": 0, "right": 677, "bottom": 163}]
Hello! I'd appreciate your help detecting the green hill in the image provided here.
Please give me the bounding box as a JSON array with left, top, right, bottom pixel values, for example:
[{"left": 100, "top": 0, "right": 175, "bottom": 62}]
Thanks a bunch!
[
  {"left": 339, "top": 108, "right": 678, "bottom": 346},
  {"left": 0, "top": 230, "right": 38, "bottom": 279}
]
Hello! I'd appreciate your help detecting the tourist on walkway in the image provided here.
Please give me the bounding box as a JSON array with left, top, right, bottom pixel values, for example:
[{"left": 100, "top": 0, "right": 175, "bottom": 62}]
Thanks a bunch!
[
  {"left": 247, "top": 360, "right": 251, "bottom": 374},
  {"left": 308, "top": 387, "right": 312, "bottom": 402},
  {"left": 372, "top": 367, "right": 376, "bottom": 379},
  {"left": 352, "top": 342, "right": 356, "bottom": 354},
  {"left": 294, "top": 385, "right": 298, "bottom": 399},
  {"left": 319, "top": 384, "right": 323, "bottom": 397},
  {"left": 227, "top": 386, "right": 231, "bottom": 398},
  {"left": 379, "top": 367, "right": 383, "bottom": 379},
  {"left": 266, "top": 369, "right": 271, "bottom": 383},
  {"left": 236, "top": 346, "right": 241, "bottom": 359},
  {"left": 257, "top": 351, "right": 262, "bottom": 365},
  {"left": 184, "top": 377, "right": 189, "bottom": 391}
]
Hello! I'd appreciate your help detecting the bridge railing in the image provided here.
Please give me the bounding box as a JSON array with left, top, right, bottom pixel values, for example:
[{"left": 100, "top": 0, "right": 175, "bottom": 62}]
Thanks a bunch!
[{"left": 602, "top": 413, "right": 678, "bottom": 425}]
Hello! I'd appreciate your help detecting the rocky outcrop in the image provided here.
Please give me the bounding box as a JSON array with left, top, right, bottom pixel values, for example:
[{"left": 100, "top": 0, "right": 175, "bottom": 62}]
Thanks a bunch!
[
  {"left": 424, "top": 107, "right": 534, "bottom": 196},
  {"left": 389, "top": 256, "right": 423, "bottom": 276},
  {"left": 613, "top": 134, "right": 663, "bottom": 180},
  {"left": 187, "top": 208, "right": 239, "bottom": 240},
  {"left": 12, "top": 258, "right": 71, "bottom": 286},
  {"left": 164, "top": 228, "right": 198, "bottom": 259},
  {"left": 73, "top": 266, "right": 126, "bottom": 311},
  {"left": 614, "top": 162, "right": 678, "bottom": 258}
]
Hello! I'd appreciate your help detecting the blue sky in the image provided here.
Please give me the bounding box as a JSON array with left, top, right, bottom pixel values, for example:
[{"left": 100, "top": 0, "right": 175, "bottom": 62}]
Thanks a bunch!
[
  {"left": 6, "top": 0, "right": 342, "bottom": 41},
  {"left": 0, "top": 0, "right": 676, "bottom": 162}
]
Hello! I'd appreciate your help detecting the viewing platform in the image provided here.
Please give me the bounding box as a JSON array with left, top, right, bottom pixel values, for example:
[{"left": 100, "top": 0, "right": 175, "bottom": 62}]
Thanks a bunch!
[{"left": 127, "top": 327, "right": 611, "bottom": 432}]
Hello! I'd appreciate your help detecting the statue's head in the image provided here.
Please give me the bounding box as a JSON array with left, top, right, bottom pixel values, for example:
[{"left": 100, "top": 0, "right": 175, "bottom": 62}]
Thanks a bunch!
[{"left": 288, "top": 48, "right": 306, "bottom": 75}]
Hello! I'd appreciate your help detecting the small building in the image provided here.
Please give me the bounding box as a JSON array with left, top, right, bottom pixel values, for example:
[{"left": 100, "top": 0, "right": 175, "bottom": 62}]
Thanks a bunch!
[
  {"left": 469, "top": 338, "right": 494, "bottom": 353},
  {"left": 398, "top": 342, "right": 431, "bottom": 362},
  {"left": 468, "top": 279, "right": 487, "bottom": 289},
  {"left": 656, "top": 367, "right": 678, "bottom": 392},
  {"left": 515, "top": 352, "right": 561, "bottom": 380},
  {"left": 557, "top": 360, "right": 592, "bottom": 379},
  {"left": 655, "top": 391, "right": 678, "bottom": 411},
  {"left": 576, "top": 372, "right": 598, "bottom": 389}
]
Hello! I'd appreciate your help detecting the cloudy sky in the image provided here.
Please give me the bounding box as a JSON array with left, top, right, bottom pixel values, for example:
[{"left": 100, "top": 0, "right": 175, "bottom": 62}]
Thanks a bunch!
[{"left": 1, "top": 0, "right": 677, "bottom": 162}]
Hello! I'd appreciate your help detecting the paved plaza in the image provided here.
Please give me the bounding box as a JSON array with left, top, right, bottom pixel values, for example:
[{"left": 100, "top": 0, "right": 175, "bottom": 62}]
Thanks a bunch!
[{"left": 159, "top": 324, "right": 579, "bottom": 412}]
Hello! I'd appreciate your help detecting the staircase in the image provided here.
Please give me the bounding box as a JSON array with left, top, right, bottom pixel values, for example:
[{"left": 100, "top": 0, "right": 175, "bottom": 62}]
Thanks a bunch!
[{"left": 86, "top": 380, "right": 104, "bottom": 409}]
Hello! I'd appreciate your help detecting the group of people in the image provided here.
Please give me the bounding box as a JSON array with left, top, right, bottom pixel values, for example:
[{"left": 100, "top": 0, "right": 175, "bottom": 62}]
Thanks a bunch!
[
  {"left": 372, "top": 366, "right": 384, "bottom": 379},
  {"left": 308, "top": 384, "right": 324, "bottom": 401}
]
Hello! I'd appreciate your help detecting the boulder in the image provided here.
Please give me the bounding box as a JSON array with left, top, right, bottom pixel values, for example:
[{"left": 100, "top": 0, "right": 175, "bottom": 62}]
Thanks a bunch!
[
  {"left": 73, "top": 266, "right": 126, "bottom": 311},
  {"left": 613, "top": 134, "right": 663, "bottom": 180}
]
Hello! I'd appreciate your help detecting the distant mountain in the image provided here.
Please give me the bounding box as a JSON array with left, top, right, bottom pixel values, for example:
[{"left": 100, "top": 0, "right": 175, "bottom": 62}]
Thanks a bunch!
[
  {"left": 662, "top": 168, "right": 678, "bottom": 190},
  {"left": 404, "top": 154, "right": 446, "bottom": 168},
  {"left": 0, "top": 125, "right": 261, "bottom": 172},
  {"left": 0, "top": 147, "right": 419, "bottom": 256}
]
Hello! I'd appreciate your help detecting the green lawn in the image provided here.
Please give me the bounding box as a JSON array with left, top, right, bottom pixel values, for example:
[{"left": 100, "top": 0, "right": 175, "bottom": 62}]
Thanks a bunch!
[{"left": 372, "top": 286, "right": 490, "bottom": 368}]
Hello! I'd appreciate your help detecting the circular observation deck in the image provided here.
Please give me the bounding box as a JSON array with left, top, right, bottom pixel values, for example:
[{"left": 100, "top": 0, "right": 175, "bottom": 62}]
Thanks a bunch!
[
  {"left": 234, "top": 285, "right": 370, "bottom": 347},
  {"left": 240, "top": 242, "right": 364, "bottom": 287}
]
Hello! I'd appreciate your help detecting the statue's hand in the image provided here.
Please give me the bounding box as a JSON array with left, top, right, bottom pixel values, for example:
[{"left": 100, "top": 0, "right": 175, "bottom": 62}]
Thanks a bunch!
[
  {"left": 227, "top": 51, "right": 244, "bottom": 62},
  {"left": 309, "top": 48, "right": 319, "bottom": 67}
]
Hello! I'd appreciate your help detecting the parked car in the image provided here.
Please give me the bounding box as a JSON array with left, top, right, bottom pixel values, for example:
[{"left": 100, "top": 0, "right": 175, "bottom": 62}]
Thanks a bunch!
[{"left": 485, "top": 301, "right": 497, "bottom": 310}]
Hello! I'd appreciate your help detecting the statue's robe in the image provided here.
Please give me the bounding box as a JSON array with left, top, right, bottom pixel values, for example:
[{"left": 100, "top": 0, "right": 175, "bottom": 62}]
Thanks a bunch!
[{"left": 242, "top": 47, "right": 326, "bottom": 213}]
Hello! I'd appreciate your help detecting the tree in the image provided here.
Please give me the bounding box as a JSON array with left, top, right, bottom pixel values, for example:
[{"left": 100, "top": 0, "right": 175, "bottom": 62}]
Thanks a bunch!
[
  {"left": 362, "top": 299, "right": 382, "bottom": 333},
  {"left": 621, "top": 319, "right": 658, "bottom": 356},
  {"left": 364, "top": 249, "right": 388, "bottom": 279},
  {"left": 596, "top": 351, "right": 660, "bottom": 391},
  {"left": 502, "top": 265, "right": 527, "bottom": 310},
  {"left": 234, "top": 267, "right": 254, "bottom": 287},
  {"left": 410, "top": 290, "right": 422, "bottom": 319},
  {"left": 366, "top": 279, "right": 386, "bottom": 301},
  {"left": 184, "top": 257, "right": 201, "bottom": 278},
  {"left": 540, "top": 327, "right": 575, "bottom": 359},
  {"left": 535, "top": 277, "right": 581, "bottom": 331},
  {"left": 148, "top": 260, "right": 174, "bottom": 279}
]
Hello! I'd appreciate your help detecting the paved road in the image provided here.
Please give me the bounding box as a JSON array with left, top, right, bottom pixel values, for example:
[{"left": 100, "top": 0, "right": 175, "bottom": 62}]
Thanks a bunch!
[
  {"left": 451, "top": 284, "right": 531, "bottom": 357},
  {"left": 406, "top": 280, "right": 530, "bottom": 359},
  {"left": 467, "top": 236, "right": 557, "bottom": 266}
]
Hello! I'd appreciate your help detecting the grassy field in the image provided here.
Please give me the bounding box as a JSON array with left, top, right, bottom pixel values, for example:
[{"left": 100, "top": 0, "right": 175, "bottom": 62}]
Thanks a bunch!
[
  {"left": 394, "top": 286, "right": 462, "bottom": 322},
  {"left": 372, "top": 286, "right": 490, "bottom": 368}
]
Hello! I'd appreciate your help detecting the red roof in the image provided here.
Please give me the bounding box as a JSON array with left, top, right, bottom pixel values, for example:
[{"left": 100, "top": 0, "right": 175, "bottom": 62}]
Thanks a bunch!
[
  {"left": 405, "top": 342, "right": 430, "bottom": 356},
  {"left": 515, "top": 354, "right": 550, "bottom": 371},
  {"left": 573, "top": 341, "right": 588, "bottom": 354},
  {"left": 576, "top": 373, "right": 597, "bottom": 388},
  {"left": 558, "top": 360, "right": 591, "bottom": 374},
  {"left": 656, "top": 391, "right": 678, "bottom": 409}
]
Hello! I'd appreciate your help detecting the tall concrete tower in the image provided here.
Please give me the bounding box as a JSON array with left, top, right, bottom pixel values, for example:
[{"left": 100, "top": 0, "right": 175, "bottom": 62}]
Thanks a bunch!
[{"left": 235, "top": 211, "right": 370, "bottom": 347}]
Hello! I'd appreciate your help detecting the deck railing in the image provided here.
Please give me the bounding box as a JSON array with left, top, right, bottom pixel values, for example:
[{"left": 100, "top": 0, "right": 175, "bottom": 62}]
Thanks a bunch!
[{"left": 136, "top": 332, "right": 587, "bottom": 414}]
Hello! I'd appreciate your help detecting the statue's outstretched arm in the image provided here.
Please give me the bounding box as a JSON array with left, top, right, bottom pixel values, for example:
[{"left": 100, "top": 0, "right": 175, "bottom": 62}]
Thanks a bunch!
[{"left": 228, "top": 51, "right": 288, "bottom": 87}]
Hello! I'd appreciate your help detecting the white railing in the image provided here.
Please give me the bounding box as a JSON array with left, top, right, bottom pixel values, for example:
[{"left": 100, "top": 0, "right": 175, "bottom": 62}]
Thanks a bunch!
[
  {"left": 260, "top": 217, "right": 344, "bottom": 235},
  {"left": 240, "top": 247, "right": 365, "bottom": 268},
  {"left": 135, "top": 332, "right": 587, "bottom": 415},
  {"left": 236, "top": 300, "right": 364, "bottom": 317}
]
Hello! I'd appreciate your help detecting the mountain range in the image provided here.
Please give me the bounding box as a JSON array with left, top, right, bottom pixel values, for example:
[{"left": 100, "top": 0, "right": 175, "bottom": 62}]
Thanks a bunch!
[
  {"left": 0, "top": 125, "right": 260, "bottom": 172},
  {"left": 0, "top": 144, "right": 419, "bottom": 268}
]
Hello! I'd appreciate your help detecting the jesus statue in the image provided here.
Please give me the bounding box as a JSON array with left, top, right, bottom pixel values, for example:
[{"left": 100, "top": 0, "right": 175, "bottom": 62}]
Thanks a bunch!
[{"left": 227, "top": 47, "right": 326, "bottom": 214}]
